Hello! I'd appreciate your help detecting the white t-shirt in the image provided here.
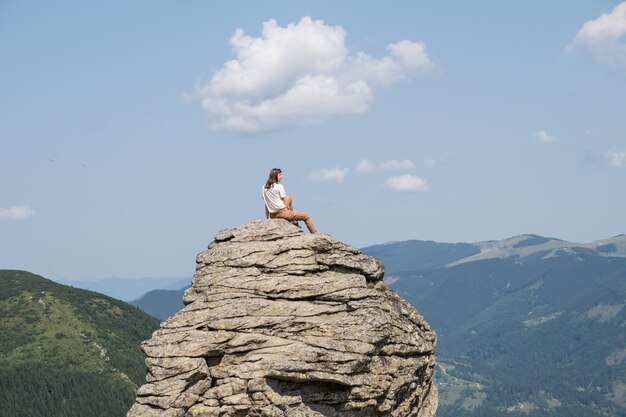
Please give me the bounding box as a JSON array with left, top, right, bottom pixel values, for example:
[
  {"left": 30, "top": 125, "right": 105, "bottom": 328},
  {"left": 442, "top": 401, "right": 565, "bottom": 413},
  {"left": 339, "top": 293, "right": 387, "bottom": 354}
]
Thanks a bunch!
[{"left": 262, "top": 183, "right": 286, "bottom": 213}]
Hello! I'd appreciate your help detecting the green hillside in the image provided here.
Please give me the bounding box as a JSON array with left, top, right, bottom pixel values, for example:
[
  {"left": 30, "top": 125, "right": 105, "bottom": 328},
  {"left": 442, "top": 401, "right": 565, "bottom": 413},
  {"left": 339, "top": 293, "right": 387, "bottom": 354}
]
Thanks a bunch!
[
  {"left": 0, "top": 270, "right": 160, "bottom": 417},
  {"left": 376, "top": 247, "right": 626, "bottom": 417}
]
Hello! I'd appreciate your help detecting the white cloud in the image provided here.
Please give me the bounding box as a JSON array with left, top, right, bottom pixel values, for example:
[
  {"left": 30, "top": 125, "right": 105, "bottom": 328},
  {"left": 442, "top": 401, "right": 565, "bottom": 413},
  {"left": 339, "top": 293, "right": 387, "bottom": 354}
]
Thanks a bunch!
[
  {"left": 309, "top": 168, "right": 349, "bottom": 182},
  {"left": 355, "top": 159, "right": 375, "bottom": 174},
  {"left": 607, "top": 149, "right": 626, "bottom": 168},
  {"left": 535, "top": 130, "right": 557, "bottom": 143},
  {"left": 195, "top": 16, "right": 434, "bottom": 133},
  {"left": 0, "top": 205, "right": 35, "bottom": 221},
  {"left": 384, "top": 175, "right": 428, "bottom": 192},
  {"left": 355, "top": 158, "right": 415, "bottom": 173},
  {"left": 380, "top": 159, "right": 416, "bottom": 170},
  {"left": 567, "top": 2, "right": 626, "bottom": 67},
  {"left": 423, "top": 154, "right": 452, "bottom": 168}
]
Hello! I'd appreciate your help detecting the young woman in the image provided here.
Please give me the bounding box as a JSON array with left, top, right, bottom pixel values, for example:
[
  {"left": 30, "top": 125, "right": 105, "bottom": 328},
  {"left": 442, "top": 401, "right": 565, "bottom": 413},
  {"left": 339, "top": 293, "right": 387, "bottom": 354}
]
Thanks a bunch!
[{"left": 262, "top": 168, "right": 317, "bottom": 233}]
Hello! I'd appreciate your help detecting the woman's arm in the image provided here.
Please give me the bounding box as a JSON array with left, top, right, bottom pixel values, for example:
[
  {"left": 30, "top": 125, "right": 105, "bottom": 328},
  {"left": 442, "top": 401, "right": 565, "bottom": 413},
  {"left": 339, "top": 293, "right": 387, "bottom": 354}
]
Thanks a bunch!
[{"left": 282, "top": 195, "right": 293, "bottom": 210}]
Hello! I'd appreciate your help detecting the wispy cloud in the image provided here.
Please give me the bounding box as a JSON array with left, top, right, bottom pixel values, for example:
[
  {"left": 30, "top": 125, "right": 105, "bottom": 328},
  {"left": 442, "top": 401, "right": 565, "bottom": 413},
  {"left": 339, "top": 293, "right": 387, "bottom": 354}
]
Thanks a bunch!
[
  {"left": 312, "top": 159, "right": 426, "bottom": 186},
  {"left": 384, "top": 174, "right": 428, "bottom": 192},
  {"left": 309, "top": 168, "right": 349, "bottom": 182},
  {"left": 0, "top": 205, "right": 35, "bottom": 221},
  {"left": 355, "top": 159, "right": 376, "bottom": 174},
  {"left": 535, "top": 130, "right": 557, "bottom": 143},
  {"left": 355, "top": 159, "right": 416, "bottom": 173},
  {"left": 607, "top": 149, "right": 626, "bottom": 168},
  {"left": 380, "top": 159, "right": 416, "bottom": 171},
  {"left": 583, "top": 149, "right": 625, "bottom": 168},
  {"left": 194, "top": 16, "right": 434, "bottom": 133},
  {"left": 423, "top": 153, "right": 453, "bottom": 168},
  {"left": 566, "top": 2, "right": 626, "bottom": 67}
]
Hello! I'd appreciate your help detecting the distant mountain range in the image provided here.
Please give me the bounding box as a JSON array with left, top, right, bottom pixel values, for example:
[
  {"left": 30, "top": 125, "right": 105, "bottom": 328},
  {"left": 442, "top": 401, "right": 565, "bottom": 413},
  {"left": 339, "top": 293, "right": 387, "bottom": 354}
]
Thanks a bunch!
[
  {"left": 0, "top": 270, "right": 160, "bottom": 417},
  {"left": 363, "top": 233, "right": 626, "bottom": 272},
  {"left": 38, "top": 232, "right": 626, "bottom": 417},
  {"left": 362, "top": 233, "right": 626, "bottom": 417},
  {"left": 59, "top": 276, "right": 190, "bottom": 301},
  {"left": 129, "top": 286, "right": 188, "bottom": 320}
]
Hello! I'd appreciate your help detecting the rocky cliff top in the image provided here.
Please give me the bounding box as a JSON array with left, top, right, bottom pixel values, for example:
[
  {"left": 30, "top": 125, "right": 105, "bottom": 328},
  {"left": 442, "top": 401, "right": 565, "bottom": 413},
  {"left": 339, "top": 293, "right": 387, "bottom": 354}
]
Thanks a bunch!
[{"left": 127, "top": 220, "right": 437, "bottom": 417}]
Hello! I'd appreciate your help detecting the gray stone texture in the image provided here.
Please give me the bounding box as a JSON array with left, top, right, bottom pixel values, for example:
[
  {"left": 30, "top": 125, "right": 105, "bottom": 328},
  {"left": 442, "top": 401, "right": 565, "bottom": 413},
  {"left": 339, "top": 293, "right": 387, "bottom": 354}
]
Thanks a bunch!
[{"left": 127, "top": 220, "right": 437, "bottom": 417}]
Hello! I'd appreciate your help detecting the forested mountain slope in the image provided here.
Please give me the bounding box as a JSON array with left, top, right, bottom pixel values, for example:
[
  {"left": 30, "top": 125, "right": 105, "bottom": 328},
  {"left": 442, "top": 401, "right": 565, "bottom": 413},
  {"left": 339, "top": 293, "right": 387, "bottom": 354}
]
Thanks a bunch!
[
  {"left": 362, "top": 234, "right": 626, "bottom": 417},
  {"left": 0, "top": 270, "right": 160, "bottom": 417}
]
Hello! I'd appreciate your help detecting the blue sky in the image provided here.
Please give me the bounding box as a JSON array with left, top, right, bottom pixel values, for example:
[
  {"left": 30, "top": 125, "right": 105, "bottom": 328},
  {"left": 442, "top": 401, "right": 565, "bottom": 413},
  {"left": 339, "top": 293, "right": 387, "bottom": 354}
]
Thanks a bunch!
[{"left": 1, "top": 1, "right": 625, "bottom": 281}]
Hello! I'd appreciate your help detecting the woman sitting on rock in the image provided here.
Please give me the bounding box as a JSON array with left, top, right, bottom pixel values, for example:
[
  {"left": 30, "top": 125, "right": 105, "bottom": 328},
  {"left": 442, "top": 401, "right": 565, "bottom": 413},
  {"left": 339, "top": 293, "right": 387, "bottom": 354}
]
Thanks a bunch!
[{"left": 262, "top": 168, "right": 317, "bottom": 233}]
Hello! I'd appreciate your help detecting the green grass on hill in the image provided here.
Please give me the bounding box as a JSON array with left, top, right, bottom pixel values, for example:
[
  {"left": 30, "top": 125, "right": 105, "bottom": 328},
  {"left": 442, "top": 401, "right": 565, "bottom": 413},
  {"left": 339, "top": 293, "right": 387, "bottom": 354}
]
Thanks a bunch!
[
  {"left": 0, "top": 270, "right": 160, "bottom": 417},
  {"left": 388, "top": 254, "right": 626, "bottom": 417}
]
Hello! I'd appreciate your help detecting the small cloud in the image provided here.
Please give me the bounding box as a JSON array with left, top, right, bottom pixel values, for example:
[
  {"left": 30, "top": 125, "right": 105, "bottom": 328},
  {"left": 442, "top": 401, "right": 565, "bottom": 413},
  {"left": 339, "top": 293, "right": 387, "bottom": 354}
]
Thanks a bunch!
[
  {"left": 536, "top": 130, "right": 557, "bottom": 143},
  {"left": 309, "top": 168, "right": 349, "bottom": 182},
  {"left": 193, "top": 16, "right": 434, "bottom": 133},
  {"left": 384, "top": 174, "right": 428, "bottom": 192},
  {"left": 380, "top": 159, "right": 415, "bottom": 171},
  {"left": 0, "top": 205, "right": 35, "bottom": 221},
  {"left": 607, "top": 149, "right": 626, "bottom": 168},
  {"left": 566, "top": 2, "right": 626, "bottom": 67},
  {"left": 423, "top": 153, "right": 453, "bottom": 168},
  {"left": 355, "top": 159, "right": 375, "bottom": 174},
  {"left": 355, "top": 158, "right": 415, "bottom": 173}
]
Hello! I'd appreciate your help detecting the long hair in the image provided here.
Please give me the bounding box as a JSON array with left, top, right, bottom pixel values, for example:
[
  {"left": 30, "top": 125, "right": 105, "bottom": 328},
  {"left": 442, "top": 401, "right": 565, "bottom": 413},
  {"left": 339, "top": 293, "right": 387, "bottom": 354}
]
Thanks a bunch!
[{"left": 264, "top": 168, "right": 282, "bottom": 189}]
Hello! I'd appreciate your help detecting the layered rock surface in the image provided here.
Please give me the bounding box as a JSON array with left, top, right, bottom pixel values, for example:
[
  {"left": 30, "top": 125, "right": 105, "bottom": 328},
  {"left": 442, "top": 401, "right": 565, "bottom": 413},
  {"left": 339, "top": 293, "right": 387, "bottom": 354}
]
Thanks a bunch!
[{"left": 127, "top": 220, "right": 437, "bottom": 417}]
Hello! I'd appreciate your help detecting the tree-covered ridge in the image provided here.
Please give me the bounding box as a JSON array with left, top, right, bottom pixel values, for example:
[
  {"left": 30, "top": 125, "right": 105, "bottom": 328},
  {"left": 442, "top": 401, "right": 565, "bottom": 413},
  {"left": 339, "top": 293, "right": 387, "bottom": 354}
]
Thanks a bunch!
[
  {"left": 381, "top": 251, "right": 626, "bottom": 417},
  {"left": 0, "top": 270, "right": 160, "bottom": 417}
]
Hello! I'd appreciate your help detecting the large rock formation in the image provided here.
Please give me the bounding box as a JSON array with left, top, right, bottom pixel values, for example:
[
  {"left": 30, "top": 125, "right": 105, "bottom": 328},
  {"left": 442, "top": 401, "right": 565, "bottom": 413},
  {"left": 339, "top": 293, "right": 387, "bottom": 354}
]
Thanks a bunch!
[{"left": 127, "top": 220, "right": 437, "bottom": 417}]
